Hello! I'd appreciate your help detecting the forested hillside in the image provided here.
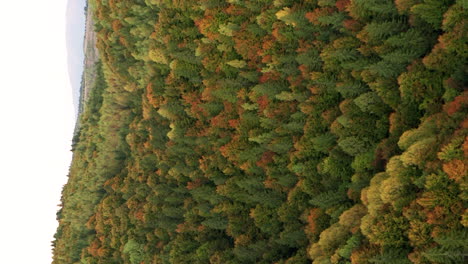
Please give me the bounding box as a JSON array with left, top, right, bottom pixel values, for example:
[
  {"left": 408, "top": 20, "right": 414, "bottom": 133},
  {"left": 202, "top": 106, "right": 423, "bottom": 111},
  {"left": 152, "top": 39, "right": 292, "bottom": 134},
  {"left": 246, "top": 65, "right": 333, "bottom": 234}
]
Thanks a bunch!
[{"left": 53, "top": 0, "right": 467, "bottom": 263}]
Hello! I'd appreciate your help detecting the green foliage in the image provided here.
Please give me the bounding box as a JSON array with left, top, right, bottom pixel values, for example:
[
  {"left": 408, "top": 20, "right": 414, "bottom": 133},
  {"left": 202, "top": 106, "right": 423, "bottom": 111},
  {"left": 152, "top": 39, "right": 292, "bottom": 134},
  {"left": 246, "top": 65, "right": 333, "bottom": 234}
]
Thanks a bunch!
[
  {"left": 337, "top": 233, "right": 363, "bottom": 259},
  {"left": 354, "top": 92, "right": 389, "bottom": 115},
  {"left": 123, "top": 240, "right": 144, "bottom": 264},
  {"left": 338, "top": 136, "right": 373, "bottom": 156},
  {"left": 411, "top": 0, "right": 454, "bottom": 29},
  {"left": 54, "top": 1, "right": 467, "bottom": 263},
  {"left": 309, "top": 190, "right": 348, "bottom": 209}
]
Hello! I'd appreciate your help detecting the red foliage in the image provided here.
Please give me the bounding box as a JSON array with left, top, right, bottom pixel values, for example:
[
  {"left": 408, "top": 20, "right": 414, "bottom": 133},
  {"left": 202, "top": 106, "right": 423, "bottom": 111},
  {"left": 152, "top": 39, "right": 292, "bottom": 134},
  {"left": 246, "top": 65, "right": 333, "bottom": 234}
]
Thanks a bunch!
[
  {"left": 298, "top": 64, "right": 309, "bottom": 79},
  {"left": 336, "top": 0, "right": 350, "bottom": 12},
  {"left": 135, "top": 208, "right": 145, "bottom": 222},
  {"left": 177, "top": 41, "right": 187, "bottom": 49},
  {"left": 259, "top": 71, "right": 280, "bottom": 83},
  {"left": 211, "top": 114, "right": 229, "bottom": 129},
  {"left": 257, "top": 95, "right": 269, "bottom": 111},
  {"left": 261, "top": 54, "right": 272, "bottom": 63},
  {"left": 228, "top": 119, "right": 240, "bottom": 129},
  {"left": 187, "top": 178, "right": 204, "bottom": 190}
]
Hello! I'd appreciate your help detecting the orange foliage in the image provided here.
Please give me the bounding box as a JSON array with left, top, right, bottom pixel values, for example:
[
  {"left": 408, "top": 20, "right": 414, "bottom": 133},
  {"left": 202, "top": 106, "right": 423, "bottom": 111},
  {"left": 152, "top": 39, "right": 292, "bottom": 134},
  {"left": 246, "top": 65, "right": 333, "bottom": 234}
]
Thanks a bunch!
[
  {"left": 442, "top": 159, "right": 467, "bottom": 183},
  {"left": 257, "top": 95, "right": 269, "bottom": 111},
  {"left": 444, "top": 91, "right": 468, "bottom": 116},
  {"left": 135, "top": 208, "right": 145, "bottom": 222},
  {"left": 108, "top": 0, "right": 116, "bottom": 9},
  {"left": 233, "top": 22, "right": 262, "bottom": 64},
  {"left": 322, "top": 107, "right": 340, "bottom": 124},
  {"left": 224, "top": 4, "right": 245, "bottom": 16},
  {"left": 307, "top": 208, "right": 323, "bottom": 235},
  {"left": 183, "top": 92, "right": 209, "bottom": 119},
  {"left": 296, "top": 39, "right": 312, "bottom": 53},
  {"left": 97, "top": 247, "right": 109, "bottom": 257},
  {"left": 219, "top": 135, "right": 241, "bottom": 162},
  {"left": 228, "top": 119, "right": 240, "bottom": 129},
  {"left": 256, "top": 151, "right": 275, "bottom": 168},
  {"left": 234, "top": 234, "right": 251, "bottom": 246},
  {"left": 112, "top": 20, "right": 122, "bottom": 32},
  {"left": 194, "top": 15, "right": 218, "bottom": 40},
  {"left": 199, "top": 155, "right": 210, "bottom": 172},
  {"left": 187, "top": 178, "right": 204, "bottom": 190},
  {"left": 88, "top": 240, "right": 101, "bottom": 257},
  {"left": 394, "top": 0, "right": 416, "bottom": 13},
  {"left": 176, "top": 223, "right": 195, "bottom": 233},
  {"left": 272, "top": 24, "right": 283, "bottom": 41},
  {"left": 264, "top": 101, "right": 296, "bottom": 119},
  {"left": 146, "top": 82, "right": 162, "bottom": 108},
  {"left": 298, "top": 64, "right": 309, "bottom": 78},
  {"left": 239, "top": 161, "right": 252, "bottom": 171},
  {"left": 287, "top": 74, "right": 303, "bottom": 87},
  {"left": 264, "top": 177, "right": 278, "bottom": 190},
  {"left": 299, "top": 102, "right": 314, "bottom": 114},
  {"left": 261, "top": 35, "right": 276, "bottom": 52},
  {"left": 388, "top": 112, "right": 400, "bottom": 134},
  {"left": 261, "top": 54, "right": 272, "bottom": 63},
  {"left": 177, "top": 41, "right": 187, "bottom": 49},
  {"left": 119, "top": 36, "right": 129, "bottom": 47},
  {"left": 305, "top": 8, "right": 334, "bottom": 25},
  {"left": 343, "top": 19, "right": 361, "bottom": 32},
  {"left": 427, "top": 206, "right": 447, "bottom": 225},
  {"left": 210, "top": 114, "right": 230, "bottom": 129},
  {"left": 348, "top": 244, "right": 379, "bottom": 264}
]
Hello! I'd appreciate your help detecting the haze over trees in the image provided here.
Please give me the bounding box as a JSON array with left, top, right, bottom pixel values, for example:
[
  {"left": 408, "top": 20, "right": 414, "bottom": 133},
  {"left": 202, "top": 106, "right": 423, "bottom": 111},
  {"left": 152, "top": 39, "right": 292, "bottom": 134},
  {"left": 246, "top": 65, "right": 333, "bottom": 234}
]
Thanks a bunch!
[{"left": 54, "top": 0, "right": 467, "bottom": 263}]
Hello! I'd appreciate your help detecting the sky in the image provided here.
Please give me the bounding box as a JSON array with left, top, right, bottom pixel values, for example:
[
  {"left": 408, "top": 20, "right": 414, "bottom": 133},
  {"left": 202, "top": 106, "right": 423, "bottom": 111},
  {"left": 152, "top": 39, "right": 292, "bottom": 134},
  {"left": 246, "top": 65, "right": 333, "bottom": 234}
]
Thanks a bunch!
[
  {"left": 0, "top": 0, "right": 83, "bottom": 263},
  {"left": 67, "top": 0, "right": 86, "bottom": 116}
]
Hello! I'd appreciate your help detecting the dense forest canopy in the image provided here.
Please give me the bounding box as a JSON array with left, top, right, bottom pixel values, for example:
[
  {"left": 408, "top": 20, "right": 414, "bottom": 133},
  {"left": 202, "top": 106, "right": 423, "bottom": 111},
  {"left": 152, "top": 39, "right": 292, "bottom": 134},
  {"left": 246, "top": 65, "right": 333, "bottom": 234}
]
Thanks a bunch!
[{"left": 54, "top": 0, "right": 467, "bottom": 263}]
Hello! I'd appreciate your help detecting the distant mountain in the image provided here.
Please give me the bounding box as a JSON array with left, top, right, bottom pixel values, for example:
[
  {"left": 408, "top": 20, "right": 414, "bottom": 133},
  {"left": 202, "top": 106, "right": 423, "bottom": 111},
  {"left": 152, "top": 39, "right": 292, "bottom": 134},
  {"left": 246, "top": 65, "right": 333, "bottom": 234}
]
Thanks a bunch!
[{"left": 66, "top": 0, "right": 86, "bottom": 118}]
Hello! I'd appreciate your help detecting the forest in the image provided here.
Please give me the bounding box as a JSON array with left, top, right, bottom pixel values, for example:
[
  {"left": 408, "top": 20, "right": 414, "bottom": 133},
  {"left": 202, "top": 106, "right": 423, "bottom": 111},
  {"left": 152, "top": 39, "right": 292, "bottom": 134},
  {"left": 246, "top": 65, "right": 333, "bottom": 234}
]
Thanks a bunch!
[{"left": 53, "top": 0, "right": 467, "bottom": 263}]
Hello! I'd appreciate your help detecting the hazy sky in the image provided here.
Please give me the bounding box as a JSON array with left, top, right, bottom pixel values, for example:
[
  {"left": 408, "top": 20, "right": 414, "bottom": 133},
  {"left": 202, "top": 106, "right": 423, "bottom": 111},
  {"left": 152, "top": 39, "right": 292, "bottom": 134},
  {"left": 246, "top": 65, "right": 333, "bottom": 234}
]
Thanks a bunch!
[
  {"left": 0, "top": 0, "right": 78, "bottom": 263},
  {"left": 67, "top": 0, "right": 86, "bottom": 115}
]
